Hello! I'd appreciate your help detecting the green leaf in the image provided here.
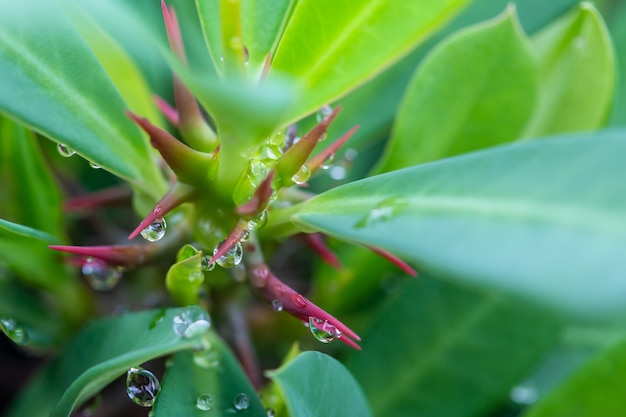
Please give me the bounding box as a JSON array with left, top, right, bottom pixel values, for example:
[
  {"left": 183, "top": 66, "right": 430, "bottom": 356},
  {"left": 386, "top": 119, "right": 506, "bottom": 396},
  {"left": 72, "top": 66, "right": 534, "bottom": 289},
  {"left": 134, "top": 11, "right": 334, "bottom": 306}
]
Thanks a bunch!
[
  {"left": 289, "top": 129, "right": 626, "bottom": 318},
  {"left": 523, "top": 339, "right": 626, "bottom": 417},
  {"left": 153, "top": 338, "right": 266, "bottom": 416},
  {"left": 166, "top": 251, "right": 204, "bottom": 305},
  {"left": 607, "top": 1, "right": 626, "bottom": 126},
  {"left": 268, "top": 0, "right": 471, "bottom": 123},
  {"left": 5, "top": 307, "right": 212, "bottom": 417},
  {"left": 346, "top": 278, "right": 559, "bottom": 417},
  {"left": 0, "top": 0, "right": 162, "bottom": 193},
  {"left": 267, "top": 351, "right": 372, "bottom": 417},
  {"left": 522, "top": 2, "right": 615, "bottom": 138},
  {"left": 375, "top": 6, "right": 537, "bottom": 172},
  {"left": 0, "top": 219, "right": 58, "bottom": 244}
]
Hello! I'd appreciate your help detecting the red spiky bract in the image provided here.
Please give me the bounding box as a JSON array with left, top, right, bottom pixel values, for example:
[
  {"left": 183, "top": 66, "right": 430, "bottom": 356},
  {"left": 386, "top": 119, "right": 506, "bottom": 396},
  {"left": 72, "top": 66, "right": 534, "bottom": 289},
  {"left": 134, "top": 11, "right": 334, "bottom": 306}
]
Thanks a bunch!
[
  {"left": 299, "top": 233, "right": 342, "bottom": 270},
  {"left": 307, "top": 125, "right": 359, "bottom": 175},
  {"left": 49, "top": 244, "right": 157, "bottom": 268},
  {"left": 154, "top": 95, "right": 180, "bottom": 126},
  {"left": 236, "top": 171, "right": 275, "bottom": 216},
  {"left": 368, "top": 246, "right": 418, "bottom": 277}
]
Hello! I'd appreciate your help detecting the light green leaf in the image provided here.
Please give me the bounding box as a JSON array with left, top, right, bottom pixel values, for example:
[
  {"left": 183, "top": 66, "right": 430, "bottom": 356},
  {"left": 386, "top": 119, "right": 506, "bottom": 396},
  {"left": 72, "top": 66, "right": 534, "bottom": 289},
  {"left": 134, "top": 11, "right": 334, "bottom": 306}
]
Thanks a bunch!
[
  {"left": 522, "top": 2, "right": 615, "bottom": 138},
  {"left": 347, "top": 278, "right": 559, "bottom": 417},
  {"left": 375, "top": 6, "right": 537, "bottom": 172},
  {"left": 0, "top": 219, "right": 58, "bottom": 244},
  {"left": 0, "top": 0, "right": 162, "bottom": 193},
  {"left": 267, "top": 351, "right": 372, "bottom": 417},
  {"left": 523, "top": 339, "right": 626, "bottom": 417},
  {"left": 607, "top": 1, "right": 626, "bottom": 126},
  {"left": 289, "top": 129, "right": 626, "bottom": 318},
  {"left": 5, "top": 307, "right": 212, "bottom": 417},
  {"left": 153, "top": 340, "right": 266, "bottom": 416},
  {"left": 268, "top": 0, "right": 470, "bottom": 123},
  {"left": 166, "top": 251, "right": 204, "bottom": 305}
]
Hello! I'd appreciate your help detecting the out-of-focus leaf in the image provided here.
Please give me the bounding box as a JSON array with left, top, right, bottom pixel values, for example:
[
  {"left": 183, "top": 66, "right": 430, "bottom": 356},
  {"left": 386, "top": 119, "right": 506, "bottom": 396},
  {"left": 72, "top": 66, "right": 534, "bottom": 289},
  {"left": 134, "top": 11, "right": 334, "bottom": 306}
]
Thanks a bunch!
[
  {"left": 267, "top": 351, "right": 372, "bottom": 417},
  {"left": 346, "top": 278, "right": 559, "bottom": 417},
  {"left": 606, "top": 1, "right": 626, "bottom": 126},
  {"left": 268, "top": 0, "right": 470, "bottom": 124},
  {"left": 166, "top": 251, "right": 204, "bottom": 305},
  {"left": 287, "top": 129, "right": 626, "bottom": 318},
  {"left": 523, "top": 338, "right": 626, "bottom": 417},
  {"left": 5, "top": 307, "right": 212, "bottom": 417},
  {"left": 152, "top": 338, "right": 266, "bottom": 416},
  {"left": 522, "top": 2, "right": 615, "bottom": 138},
  {"left": 0, "top": 219, "right": 58, "bottom": 244},
  {"left": 375, "top": 6, "right": 537, "bottom": 172},
  {"left": 0, "top": 0, "right": 163, "bottom": 195}
]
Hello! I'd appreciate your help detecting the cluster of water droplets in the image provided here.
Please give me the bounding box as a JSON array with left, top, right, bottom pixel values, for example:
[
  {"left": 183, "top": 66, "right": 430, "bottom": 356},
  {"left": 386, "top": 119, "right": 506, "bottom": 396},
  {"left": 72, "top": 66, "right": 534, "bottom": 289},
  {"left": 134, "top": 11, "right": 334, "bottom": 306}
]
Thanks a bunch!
[
  {"left": 140, "top": 218, "right": 167, "bottom": 242},
  {"left": 126, "top": 366, "right": 161, "bottom": 407},
  {"left": 0, "top": 317, "right": 28, "bottom": 345},
  {"left": 172, "top": 309, "right": 211, "bottom": 338},
  {"left": 81, "top": 257, "right": 123, "bottom": 291},
  {"left": 308, "top": 317, "right": 341, "bottom": 344},
  {"left": 57, "top": 144, "right": 102, "bottom": 169}
]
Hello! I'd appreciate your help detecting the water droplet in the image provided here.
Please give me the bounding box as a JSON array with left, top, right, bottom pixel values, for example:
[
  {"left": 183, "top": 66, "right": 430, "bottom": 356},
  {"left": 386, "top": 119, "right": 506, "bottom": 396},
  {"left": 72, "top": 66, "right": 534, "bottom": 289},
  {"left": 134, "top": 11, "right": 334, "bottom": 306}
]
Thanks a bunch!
[
  {"left": 196, "top": 394, "right": 214, "bottom": 411},
  {"left": 291, "top": 165, "right": 310, "bottom": 185},
  {"left": 126, "top": 367, "right": 161, "bottom": 407},
  {"left": 140, "top": 218, "right": 167, "bottom": 242},
  {"left": 172, "top": 309, "right": 211, "bottom": 338},
  {"left": 233, "top": 393, "right": 249, "bottom": 411},
  {"left": 0, "top": 318, "right": 28, "bottom": 345},
  {"left": 81, "top": 258, "right": 122, "bottom": 291},
  {"left": 292, "top": 294, "right": 307, "bottom": 308},
  {"left": 266, "top": 408, "right": 275, "bottom": 417},
  {"left": 309, "top": 317, "right": 341, "bottom": 343},
  {"left": 240, "top": 230, "right": 250, "bottom": 242},
  {"left": 271, "top": 300, "right": 283, "bottom": 312},
  {"left": 89, "top": 161, "right": 101, "bottom": 169},
  {"left": 321, "top": 153, "right": 335, "bottom": 170},
  {"left": 354, "top": 197, "right": 408, "bottom": 229},
  {"left": 57, "top": 144, "right": 75, "bottom": 157},
  {"left": 316, "top": 105, "right": 333, "bottom": 123},
  {"left": 213, "top": 241, "right": 243, "bottom": 268},
  {"left": 248, "top": 210, "right": 268, "bottom": 231},
  {"left": 201, "top": 255, "right": 216, "bottom": 271},
  {"left": 510, "top": 385, "right": 538, "bottom": 405},
  {"left": 328, "top": 166, "right": 346, "bottom": 180},
  {"left": 344, "top": 148, "right": 358, "bottom": 161},
  {"left": 194, "top": 349, "right": 220, "bottom": 369}
]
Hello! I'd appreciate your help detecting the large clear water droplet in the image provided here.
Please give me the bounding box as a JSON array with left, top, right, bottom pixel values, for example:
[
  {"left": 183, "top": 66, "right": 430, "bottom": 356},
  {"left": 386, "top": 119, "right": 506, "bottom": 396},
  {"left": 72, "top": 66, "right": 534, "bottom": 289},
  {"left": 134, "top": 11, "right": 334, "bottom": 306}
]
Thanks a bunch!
[
  {"left": 140, "top": 218, "right": 167, "bottom": 242},
  {"left": 291, "top": 165, "right": 311, "bottom": 185},
  {"left": 57, "top": 144, "right": 75, "bottom": 157},
  {"left": 81, "top": 258, "right": 122, "bottom": 291},
  {"left": 200, "top": 255, "right": 216, "bottom": 271},
  {"left": 309, "top": 317, "right": 341, "bottom": 344},
  {"left": 271, "top": 300, "right": 283, "bottom": 312},
  {"left": 0, "top": 317, "right": 28, "bottom": 345},
  {"left": 196, "top": 394, "right": 214, "bottom": 411},
  {"left": 213, "top": 241, "right": 243, "bottom": 268},
  {"left": 126, "top": 367, "right": 161, "bottom": 407},
  {"left": 316, "top": 105, "right": 333, "bottom": 123},
  {"left": 233, "top": 393, "right": 249, "bottom": 411},
  {"left": 248, "top": 210, "right": 268, "bottom": 231},
  {"left": 172, "top": 309, "right": 211, "bottom": 338}
]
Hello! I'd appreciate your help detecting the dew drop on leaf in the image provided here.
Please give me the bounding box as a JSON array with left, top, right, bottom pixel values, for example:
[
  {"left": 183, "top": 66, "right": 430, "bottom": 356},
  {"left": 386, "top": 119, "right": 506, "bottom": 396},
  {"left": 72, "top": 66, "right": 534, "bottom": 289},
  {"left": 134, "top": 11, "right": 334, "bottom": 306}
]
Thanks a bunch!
[
  {"left": 81, "top": 258, "right": 122, "bottom": 291},
  {"left": 172, "top": 309, "right": 211, "bottom": 338},
  {"left": 89, "top": 161, "right": 101, "bottom": 169},
  {"left": 309, "top": 317, "right": 341, "bottom": 344},
  {"left": 57, "top": 143, "right": 75, "bottom": 157},
  {"left": 213, "top": 241, "right": 243, "bottom": 268},
  {"left": 196, "top": 393, "right": 214, "bottom": 411},
  {"left": 266, "top": 408, "right": 276, "bottom": 417},
  {"left": 271, "top": 300, "right": 283, "bottom": 312},
  {"left": 140, "top": 218, "right": 167, "bottom": 242},
  {"left": 194, "top": 349, "right": 220, "bottom": 369},
  {"left": 321, "top": 153, "right": 335, "bottom": 170},
  {"left": 126, "top": 367, "right": 160, "bottom": 407},
  {"left": 316, "top": 105, "right": 333, "bottom": 123},
  {"left": 248, "top": 210, "right": 268, "bottom": 231},
  {"left": 200, "top": 255, "right": 216, "bottom": 271},
  {"left": 233, "top": 393, "right": 249, "bottom": 411},
  {"left": 0, "top": 317, "right": 28, "bottom": 345},
  {"left": 291, "top": 165, "right": 311, "bottom": 185}
]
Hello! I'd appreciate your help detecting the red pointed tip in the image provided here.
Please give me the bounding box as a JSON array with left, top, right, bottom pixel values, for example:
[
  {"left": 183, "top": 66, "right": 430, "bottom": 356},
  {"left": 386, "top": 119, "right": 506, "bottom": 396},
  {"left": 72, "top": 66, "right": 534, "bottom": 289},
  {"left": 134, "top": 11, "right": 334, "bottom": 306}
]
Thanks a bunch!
[
  {"left": 368, "top": 246, "right": 418, "bottom": 277},
  {"left": 236, "top": 171, "right": 275, "bottom": 216},
  {"left": 154, "top": 95, "right": 180, "bottom": 126},
  {"left": 259, "top": 52, "right": 272, "bottom": 84},
  {"left": 307, "top": 125, "right": 359, "bottom": 175},
  {"left": 161, "top": 0, "right": 185, "bottom": 60},
  {"left": 49, "top": 244, "right": 154, "bottom": 267},
  {"left": 299, "top": 233, "right": 342, "bottom": 270},
  {"left": 63, "top": 186, "right": 132, "bottom": 213},
  {"left": 209, "top": 221, "right": 248, "bottom": 264}
]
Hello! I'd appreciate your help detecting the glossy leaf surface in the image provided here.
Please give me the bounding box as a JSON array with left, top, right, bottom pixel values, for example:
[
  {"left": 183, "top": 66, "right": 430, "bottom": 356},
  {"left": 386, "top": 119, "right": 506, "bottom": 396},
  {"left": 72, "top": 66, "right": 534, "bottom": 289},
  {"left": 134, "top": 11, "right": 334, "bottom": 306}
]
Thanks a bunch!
[
  {"left": 375, "top": 6, "right": 537, "bottom": 172},
  {"left": 268, "top": 351, "right": 372, "bottom": 417},
  {"left": 291, "top": 129, "right": 626, "bottom": 317},
  {"left": 347, "top": 278, "right": 559, "bottom": 417}
]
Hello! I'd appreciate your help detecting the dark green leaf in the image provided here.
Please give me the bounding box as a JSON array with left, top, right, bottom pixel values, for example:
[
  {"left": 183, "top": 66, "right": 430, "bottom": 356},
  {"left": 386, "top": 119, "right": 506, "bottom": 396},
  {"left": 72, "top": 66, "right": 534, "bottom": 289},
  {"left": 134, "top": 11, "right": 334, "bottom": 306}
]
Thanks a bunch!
[
  {"left": 267, "top": 351, "right": 372, "bottom": 417},
  {"left": 290, "top": 129, "right": 626, "bottom": 318},
  {"left": 375, "top": 6, "right": 537, "bottom": 172},
  {"left": 346, "top": 278, "right": 559, "bottom": 417}
]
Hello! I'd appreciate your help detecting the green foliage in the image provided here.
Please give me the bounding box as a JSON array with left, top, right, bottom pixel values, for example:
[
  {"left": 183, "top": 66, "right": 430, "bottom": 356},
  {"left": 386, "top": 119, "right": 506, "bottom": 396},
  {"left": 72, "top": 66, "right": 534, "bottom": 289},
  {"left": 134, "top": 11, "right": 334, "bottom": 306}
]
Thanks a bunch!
[{"left": 0, "top": 0, "right": 625, "bottom": 416}]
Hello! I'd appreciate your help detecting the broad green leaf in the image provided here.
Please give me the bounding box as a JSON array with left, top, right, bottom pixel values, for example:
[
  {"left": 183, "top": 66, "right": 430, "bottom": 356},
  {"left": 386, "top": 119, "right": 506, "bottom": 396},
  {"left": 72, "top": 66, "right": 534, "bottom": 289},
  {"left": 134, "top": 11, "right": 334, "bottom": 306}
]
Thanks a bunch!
[
  {"left": 375, "top": 6, "right": 537, "bottom": 172},
  {"left": 153, "top": 339, "right": 265, "bottom": 416},
  {"left": 5, "top": 307, "right": 212, "bottom": 417},
  {"left": 522, "top": 3, "right": 615, "bottom": 138},
  {"left": 0, "top": 219, "right": 58, "bottom": 244},
  {"left": 606, "top": 1, "right": 626, "bottom": 126},
  {"left": 523, "top": 339, "right": 626, "bottom": 417},
  {"left": 346, "top": 278, "right": 559, "bottom": 417},
  {"left": 267, "top": 351, "right": 372, "bottom": 417},
  {"left": 0, "top": 0, "right": 162, "bottom": 194},
  {"left": 196, "top": 0, "right": 296, "bottom": 75},
  {"left": 0, "top": 119, "right": 64, "bottom": 237},
  {"left": 289, "top": 129, "right": 626, "bottom": 318},
  {"left": 268, "top": 0, "right": 470, "bottom": 123}
]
